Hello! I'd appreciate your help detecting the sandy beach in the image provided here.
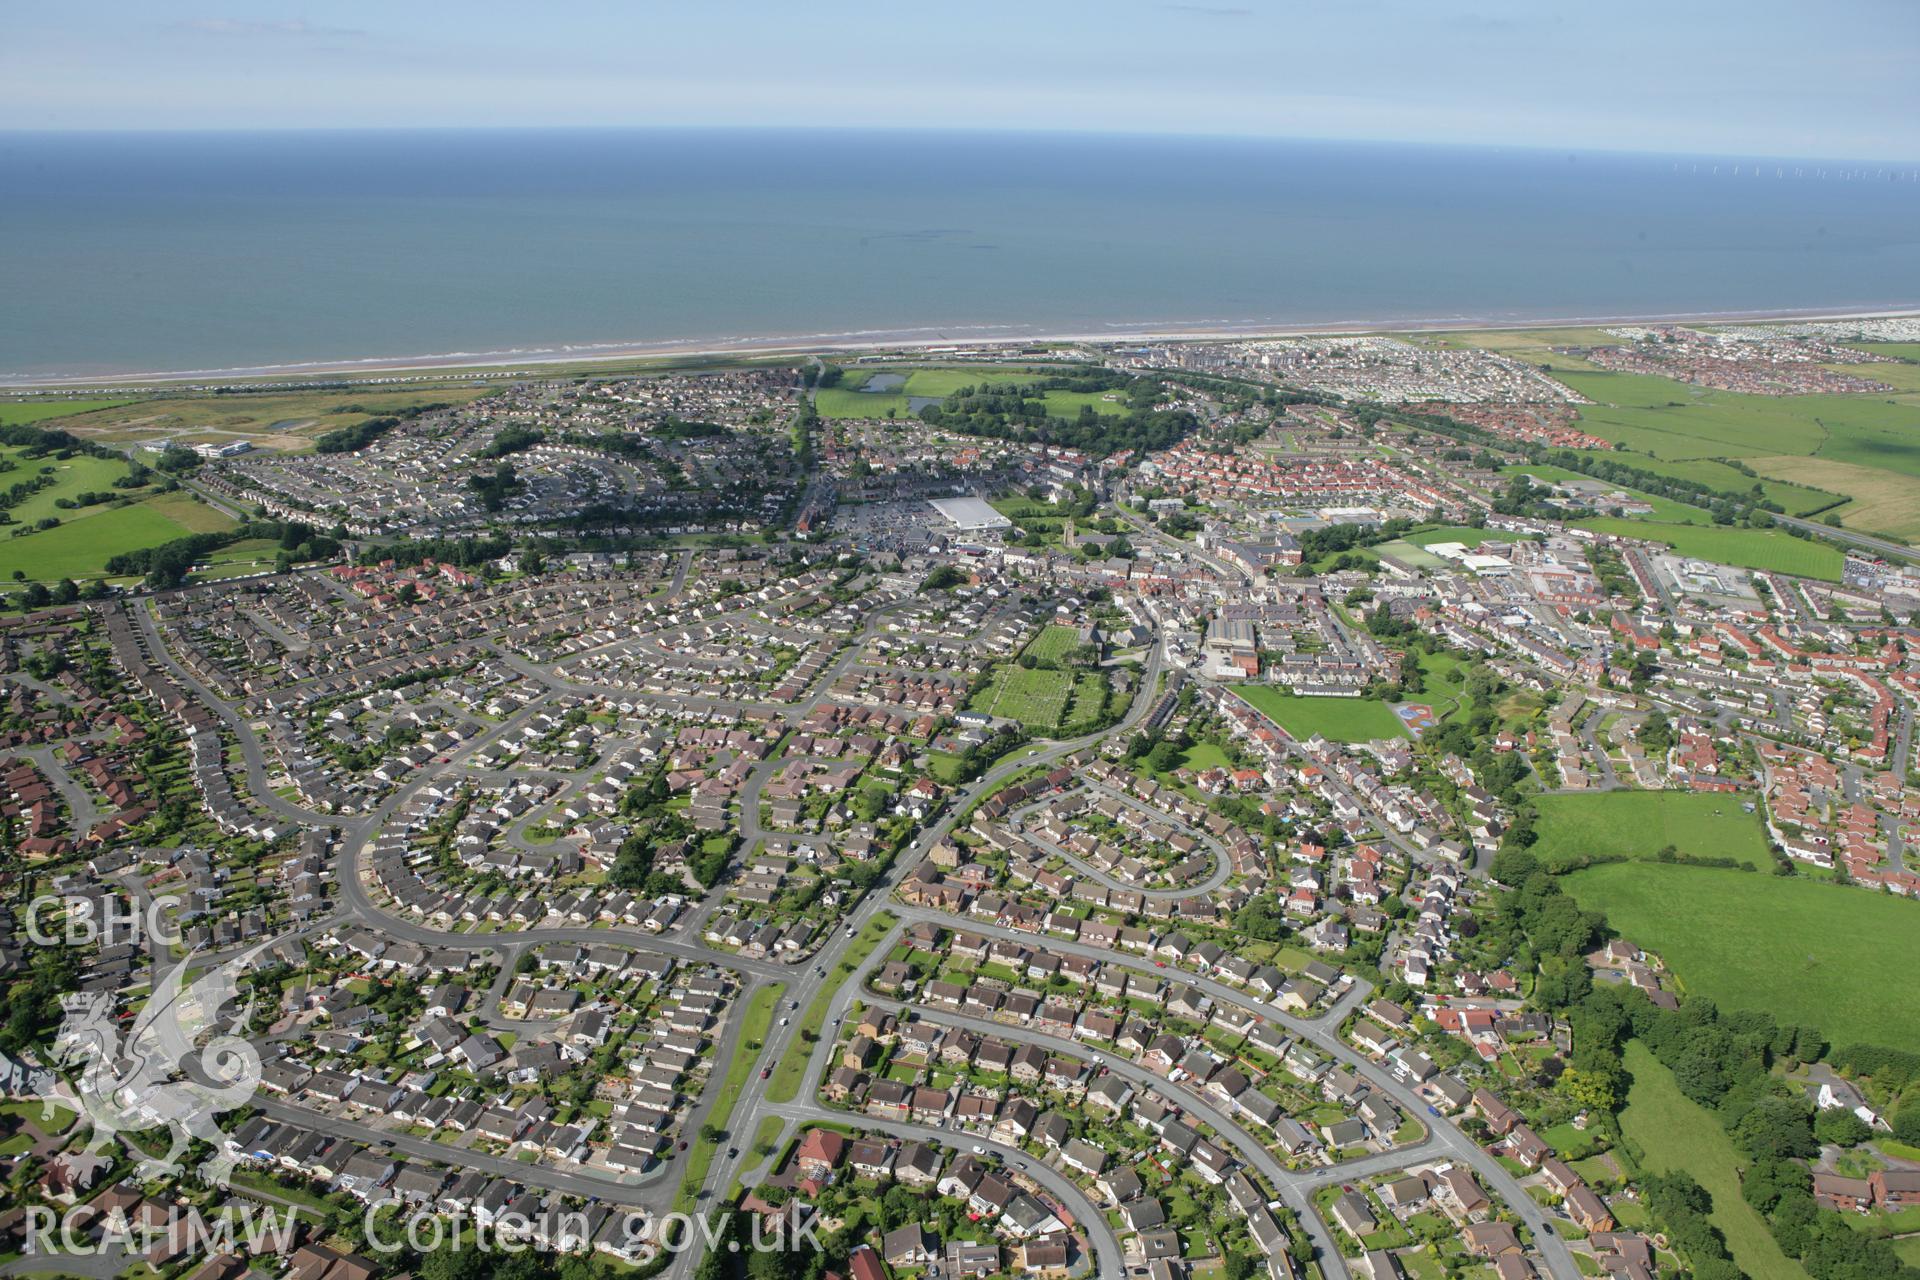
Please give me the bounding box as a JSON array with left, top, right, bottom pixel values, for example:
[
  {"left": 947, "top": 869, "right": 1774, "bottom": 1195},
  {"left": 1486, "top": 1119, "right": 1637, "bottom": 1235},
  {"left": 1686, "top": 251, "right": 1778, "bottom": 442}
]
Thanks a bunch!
[{"left": 4, "top": 304, "right": 1917, "bottom": 393}]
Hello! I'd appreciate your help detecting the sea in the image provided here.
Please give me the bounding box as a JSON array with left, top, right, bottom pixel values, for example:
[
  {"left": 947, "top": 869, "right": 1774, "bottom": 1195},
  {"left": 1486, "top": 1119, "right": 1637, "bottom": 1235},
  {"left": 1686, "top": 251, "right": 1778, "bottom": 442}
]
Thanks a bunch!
[{"left": 2, "top": 128, "right": 1917, "bottom": 382}]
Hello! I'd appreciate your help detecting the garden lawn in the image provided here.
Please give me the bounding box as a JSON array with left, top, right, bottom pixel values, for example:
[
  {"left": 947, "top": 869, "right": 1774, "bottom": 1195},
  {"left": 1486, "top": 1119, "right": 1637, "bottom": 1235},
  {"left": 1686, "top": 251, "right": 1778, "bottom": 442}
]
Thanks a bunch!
[
  {"left": 1234, "top": 684, "right": 1407, "bottom": 742},
  {"left": 1619, "top": 1040, "right": 1808, "bottom": 1280},
  {"left": 1571, "top": 517, "right": 1844, "bottom": 581},
  {"left": 1563, "top": 863, "right": 1920, "bottom": 1049},
  {"left": 1530, "top": 791, "right": 1771, "bottom": 870}
]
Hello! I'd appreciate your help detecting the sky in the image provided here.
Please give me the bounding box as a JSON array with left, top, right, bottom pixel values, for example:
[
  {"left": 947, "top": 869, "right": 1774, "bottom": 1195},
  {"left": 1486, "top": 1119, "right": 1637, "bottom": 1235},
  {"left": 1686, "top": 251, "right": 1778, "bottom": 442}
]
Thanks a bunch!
[{"left": 3, "top": 0, "right": 1917, "bottom": 160}]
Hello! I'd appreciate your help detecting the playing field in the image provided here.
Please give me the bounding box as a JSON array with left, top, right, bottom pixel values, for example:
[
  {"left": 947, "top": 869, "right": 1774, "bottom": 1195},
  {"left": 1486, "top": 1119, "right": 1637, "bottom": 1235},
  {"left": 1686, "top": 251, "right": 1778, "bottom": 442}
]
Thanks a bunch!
[
  {"left": 1619, "top": 1040, "right": 1810, "bottom": 1280},
  {"left": 1563, "top": 862, "right": 1920, "bottom": 1049},
  {"left": 1531, "top": 791, "right": 1771, "bottom": 870},
  {"left": 815, "top": 386, "right": 913, "bottom": 419},
  {"left": 1573, "top": 516, "right": 1843, "bottom": 580},
  {"left": 1234, "top": 684, "right": 1407, "bottom": 742}
]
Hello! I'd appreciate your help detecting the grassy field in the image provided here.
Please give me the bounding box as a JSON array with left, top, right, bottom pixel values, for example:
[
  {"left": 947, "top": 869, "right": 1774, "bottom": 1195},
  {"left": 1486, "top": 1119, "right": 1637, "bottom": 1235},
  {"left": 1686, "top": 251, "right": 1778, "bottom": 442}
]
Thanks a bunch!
[
  {"left": 1450, "top": 338, "right": 1920, "bottom": 534},
  {"left": 1825, "top": 360, "right": 1920, "bottom": 394},
  {"left": 0, "top": 498, "right": 237, "bottom": 582},
  {"left": 1507, "top": 463, "right": 1733, "bottom": 525},
  {"left": 0, "top": 399, "right": 131, "bottom": 426},
  {"left": 1563, "top": 863, "right": 1920, "bottom": 1049},
  {"left": 1403, "top": 525, "right": 1529, "bottom": 548},
  {"left": 1041, "top": 388, "right": 1131, "bottom": 417},
  {"left": 51, "top": 387, "right": 493, "bottom": 452},
  {"left": 970, "top": 664, "right": 1077, "bottom": 731},
  {"left": 815, "top": 386, "right": 913, "bottom": 419},
  {"left": 1619, "top": 1040, "right": 1810, "bottom": 1280},
  {"left": 0, "top": 447, "right": 140, "bottom": 527},
  {"left": 902, "top": 369, "right": 1041, "bottom": 397},
  {"left": 1747, "top": 454, "right": 1920, "bottom": 542},
  {"left": 1842, "top": 342, "right": 1920, "bottom": 362},
  {"left": 1414, "top": 649, "right": 1473, "bottom": 726},
  {"left": 1234, "top": 684, "right": 1407, "bottom": 742},
  {"left": 1573, "top": 516, "right": 1844, "bottom": 580},
  {"left": 1531, "top": 791, "right": 1771, "bottom": 870},
  {"left": 1023, "top": 623, "right": 1083, "bottom": 664}
]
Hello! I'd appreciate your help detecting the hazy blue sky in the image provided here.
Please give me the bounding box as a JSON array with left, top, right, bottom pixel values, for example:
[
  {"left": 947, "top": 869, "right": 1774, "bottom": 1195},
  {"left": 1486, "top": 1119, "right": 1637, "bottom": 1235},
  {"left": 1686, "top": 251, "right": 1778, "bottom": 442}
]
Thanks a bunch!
[{"left": 4, "top": 0, "right": 1916, "bottom": 159}]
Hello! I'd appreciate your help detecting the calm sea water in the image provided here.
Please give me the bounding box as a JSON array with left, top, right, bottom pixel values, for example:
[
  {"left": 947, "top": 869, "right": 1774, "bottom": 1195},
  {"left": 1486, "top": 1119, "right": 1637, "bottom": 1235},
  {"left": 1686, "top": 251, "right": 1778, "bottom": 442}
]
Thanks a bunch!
[{"left": 2, "top": 129, "right": 1917, "bottom": 380}]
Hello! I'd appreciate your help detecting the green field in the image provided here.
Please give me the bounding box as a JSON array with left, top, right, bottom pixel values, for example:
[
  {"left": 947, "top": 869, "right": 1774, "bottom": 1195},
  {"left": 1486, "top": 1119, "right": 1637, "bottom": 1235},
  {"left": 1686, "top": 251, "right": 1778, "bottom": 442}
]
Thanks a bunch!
[
  {"left": 1452, "top": 338, "right": 1920, "bottom": 534},
  {"left": 815, "top": 386, "right": 914, "bottom": 419},
  {"left": 1531, "top": 791, "right": 1771, "bottom": 870},
  {"left": 1234, "top": 684, "right": 1407, "bottom": 742},
  {"left": 971, "top": 664, "right": 1073, "bottom": 730},
  {"left": 0, "top": 400, "right": 131, "bottom": 426},
  {"left": 0, "top": 447, "right": 143, "bottom": 527},
  {"left": 43, "top": 387, "right": 493, "bottom": 452},
  {"left": 1022, "top": 623, "right": 1082, "bottom": 663},
  {"left": 1563, "top": 863, "right": 1920, "bottom": 1049},
  {"left": 903, "top": 369, "right": 1041, "bottom": 397},
  {"left": 1573, "top": 517, "right": 1844, "bottom": 580},
  {"left": 1041, "top": 388, "right": 1131, "bottom": 418},
  {"left": 0, "top": 499, "right": 236, "bottom": 583},
  {"left": 1619, "top": 1040, "right": 1809, "bottom": 1280},
  {"left": 1403, "top": 525, "right": 1529, "bottom": 548},
  {"left": 1506, "top": 463, "right": 1728, "bottom": 525},
  {"left": 1413, "top": 649, "right": 1473, "bottom": 726},
  {"left": 819, "top": 368, "right": 1047, "bottom": 419},
  {"left": 1843, "top": 342, "right": 1920, "bottom": 362}
]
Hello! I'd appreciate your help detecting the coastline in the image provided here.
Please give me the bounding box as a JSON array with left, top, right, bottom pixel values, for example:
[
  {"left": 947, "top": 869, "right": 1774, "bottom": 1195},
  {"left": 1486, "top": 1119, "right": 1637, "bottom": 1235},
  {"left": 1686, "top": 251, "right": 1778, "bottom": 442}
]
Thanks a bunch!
[{"left": 4, "top": 302, "right": 1917, "bottom": 391}]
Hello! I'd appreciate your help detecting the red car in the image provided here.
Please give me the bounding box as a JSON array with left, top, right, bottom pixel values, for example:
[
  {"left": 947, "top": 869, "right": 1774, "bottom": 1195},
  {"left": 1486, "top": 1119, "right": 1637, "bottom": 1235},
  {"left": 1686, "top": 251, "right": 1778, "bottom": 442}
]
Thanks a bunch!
[{"left": 761, "top": 1067, "right": 771, "bottom": 1080}]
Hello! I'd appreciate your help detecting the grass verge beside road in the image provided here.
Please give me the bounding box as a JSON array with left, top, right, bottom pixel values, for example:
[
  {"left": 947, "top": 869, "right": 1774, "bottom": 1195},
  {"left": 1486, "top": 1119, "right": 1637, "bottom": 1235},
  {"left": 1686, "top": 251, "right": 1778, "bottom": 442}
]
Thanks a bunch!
[
  {"left": 766, "top": 912, "right": 897, "bottom": 1104},
  {"left": 674, "top": 981, "right": 783, "bottom": 1213}
]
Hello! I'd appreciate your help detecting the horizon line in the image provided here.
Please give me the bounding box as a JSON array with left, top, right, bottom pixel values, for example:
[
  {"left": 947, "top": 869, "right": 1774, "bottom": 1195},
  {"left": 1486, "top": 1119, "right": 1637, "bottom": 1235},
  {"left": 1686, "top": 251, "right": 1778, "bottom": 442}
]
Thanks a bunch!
[{"left": 3, "top": 123, "right": 1916, "bottom": 169}]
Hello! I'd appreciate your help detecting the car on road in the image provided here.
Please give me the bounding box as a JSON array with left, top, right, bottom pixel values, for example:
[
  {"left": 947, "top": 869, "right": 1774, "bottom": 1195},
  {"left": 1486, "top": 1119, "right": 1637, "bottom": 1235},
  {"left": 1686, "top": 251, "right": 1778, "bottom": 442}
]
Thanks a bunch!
[
  {"left": 779, "top": 1017, "right": 788, "bottom": 1026},
  {"left": 727, "top": 1148, "right": 738, "bottom": 1159},
  {"left": 760, "top": 1067, "right": 771, "bottom": 1079},
  {"left": 971, "top": 1145, "right": 984, "bottom": 1155},
  {"left": 677, "top": 1140, "right": 688, "bottom": 1151}
]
